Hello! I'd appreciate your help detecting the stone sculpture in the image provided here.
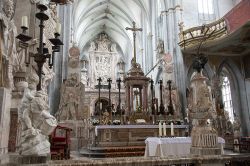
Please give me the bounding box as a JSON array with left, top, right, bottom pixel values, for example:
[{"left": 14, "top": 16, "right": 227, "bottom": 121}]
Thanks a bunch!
[
  {"left": 156, "top": 39, "right": 164, "bottom": 55},
  {"left": 0, "top": 0, "right": 18, "bottom": 89},
  {"left": 18, "top": 69, "right": 57, "bottom": 155},
  {"left": 189, "top": 71, "right": 221, "bottom": 155},
  {"left": 233, "top": 116, "right": 241, "bottom": 137},
  {"left": 57, "top": 73, "right": 84, "bottom": 121}
]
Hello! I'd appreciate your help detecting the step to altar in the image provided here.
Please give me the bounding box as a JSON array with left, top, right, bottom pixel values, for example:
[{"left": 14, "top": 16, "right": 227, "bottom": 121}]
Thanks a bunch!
[{"left": 80, "top": 146, "right": 145, "bottom": 158}]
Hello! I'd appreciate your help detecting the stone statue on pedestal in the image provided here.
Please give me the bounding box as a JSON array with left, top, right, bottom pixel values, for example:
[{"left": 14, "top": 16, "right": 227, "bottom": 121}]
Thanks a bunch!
[
  {"left": 57, "top": 73, "right": 85, "bottom": 121},
  {"left": 0, "top": 0, "right": 18, "bottom": 89},
  {"left": 233, "top": 116, "right": 241, "bottom": 138},
  {"left": 189, "top": 70, "right": 221, "bottom": 156},
  {"left": 18, "top": 69, "right": 57, "bottom": 155}
]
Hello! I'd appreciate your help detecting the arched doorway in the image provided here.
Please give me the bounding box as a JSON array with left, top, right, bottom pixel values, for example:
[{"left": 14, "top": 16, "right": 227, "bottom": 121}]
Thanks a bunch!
[{"left": 94, "top": 98, "right": 109, "bottom": 116}]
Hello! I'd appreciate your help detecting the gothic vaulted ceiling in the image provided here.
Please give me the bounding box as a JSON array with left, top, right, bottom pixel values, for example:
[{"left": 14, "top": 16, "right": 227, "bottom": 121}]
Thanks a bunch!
[{"left": 72, "top": 0, "right": 150, "bottom": 58}]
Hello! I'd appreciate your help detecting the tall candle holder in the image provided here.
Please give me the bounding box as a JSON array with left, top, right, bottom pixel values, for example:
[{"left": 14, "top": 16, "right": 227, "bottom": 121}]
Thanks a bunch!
[{"left": 16, "top": 3, "right": 63, "bottom": 90}]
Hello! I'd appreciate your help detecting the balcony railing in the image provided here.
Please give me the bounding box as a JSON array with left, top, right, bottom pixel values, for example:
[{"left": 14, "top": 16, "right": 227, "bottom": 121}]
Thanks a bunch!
[{"left": 178, "top": 18, "right": 228, "bottom": 49}]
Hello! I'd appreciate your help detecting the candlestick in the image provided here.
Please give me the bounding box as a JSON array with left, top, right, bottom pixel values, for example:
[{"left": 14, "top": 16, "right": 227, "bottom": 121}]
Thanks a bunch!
[
  {"left": 163, "top": 122, "right": 166, "bottom": 137},
  {"left": 100, "top": 102, "right": 102, "bottom": 110},
  {"left": 55, "top": 22, "right": 61, "bottom": 34},
  {"left": 171, "top": 122, "right": 174, "bottom": 136},
  {"left": 159, "top": 122, "right": 162, "bottom": 137},
  {"left": 21, "top": 16, "right": 28, "bottom": 28}
]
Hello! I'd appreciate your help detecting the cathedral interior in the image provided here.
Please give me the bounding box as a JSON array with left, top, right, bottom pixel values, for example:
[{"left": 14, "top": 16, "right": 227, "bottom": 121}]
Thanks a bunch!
[{"left": 1, "top": 0, "right": 250, "bottom": 165}]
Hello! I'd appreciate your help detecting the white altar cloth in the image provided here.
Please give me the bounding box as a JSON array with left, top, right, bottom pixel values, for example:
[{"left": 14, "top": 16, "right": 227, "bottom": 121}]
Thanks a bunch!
[{"left": 144, "top": 137, "right": 225, "bottom": 157}]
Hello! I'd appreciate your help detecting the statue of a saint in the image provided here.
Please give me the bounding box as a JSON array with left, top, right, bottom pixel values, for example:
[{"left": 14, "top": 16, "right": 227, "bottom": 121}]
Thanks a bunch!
[
  {"left": 233, "top": 116, "right": 241, "bottom": 137},
  {"left": 89, "top": 41, "right": 96, "bottom": 51},
  {"left": 0, "top": 0, "right": 18, "bottom": 88},
  {"left": 156, "top": 39, "right": 164, "bottom": 55}
]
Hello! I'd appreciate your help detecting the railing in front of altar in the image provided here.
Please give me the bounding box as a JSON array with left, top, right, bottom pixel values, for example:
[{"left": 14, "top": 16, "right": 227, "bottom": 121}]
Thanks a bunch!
[{"left": 178, "top": 18, "right": 228, "bottom": 49}]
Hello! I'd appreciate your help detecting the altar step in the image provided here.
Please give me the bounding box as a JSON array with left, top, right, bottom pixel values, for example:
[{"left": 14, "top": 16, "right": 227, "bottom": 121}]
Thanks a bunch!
[{"left": 80, "top": 146, "right": 145, "bottom": 158}]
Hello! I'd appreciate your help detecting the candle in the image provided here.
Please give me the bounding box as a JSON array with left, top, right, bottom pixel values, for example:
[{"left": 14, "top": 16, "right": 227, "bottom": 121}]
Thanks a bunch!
[
  {"left": 158, "top": 122, "right": 162, "bottom": 137},
  {"left": 95, "top": 126, "right": 98, "bottom": 137},
  {"left": 171, "top": 122, "right": 174, "bottom": 136},
  {"left": 55, "top": 22, "right": 61, "bottom": 34},
  {"left": 163, "top": 122, "right": 166, "bottom": 137},
  {"left": 21, "top": 16, "right": 28, "bottom": 28},
  {"left": 100, "top": 103, "right": 102, "bottom": 110}
]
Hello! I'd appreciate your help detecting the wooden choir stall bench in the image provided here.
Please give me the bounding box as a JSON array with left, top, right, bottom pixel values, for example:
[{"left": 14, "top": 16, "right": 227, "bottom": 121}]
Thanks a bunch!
[{"left": 50, "top": 125, "right": 73, "bottom": 160}]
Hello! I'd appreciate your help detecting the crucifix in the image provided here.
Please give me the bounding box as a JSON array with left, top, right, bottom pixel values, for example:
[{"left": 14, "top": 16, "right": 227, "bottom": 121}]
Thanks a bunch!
[{"left": 125, "top": 21, "right": 142, "bottom": 64}]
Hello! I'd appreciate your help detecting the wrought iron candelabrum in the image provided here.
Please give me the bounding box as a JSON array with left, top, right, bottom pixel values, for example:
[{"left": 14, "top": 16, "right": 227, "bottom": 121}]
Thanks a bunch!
[
  {"left": 150, "top": 79, "right": 155, "bottom": 115},
  {"left": 116, "top": 78, "right": 121, "bottom": 114},
  {"left": 167, "top": 80, "right": 174, "bottom": 115},
  {"left": 16, "top": 3, "right": 63, "bottom": 91},
  {"left": 158, "top": 79, "right": 165, "bottom": 115},
  {"left": 107, "top": 78, "right": 112, "bottom": 113}
]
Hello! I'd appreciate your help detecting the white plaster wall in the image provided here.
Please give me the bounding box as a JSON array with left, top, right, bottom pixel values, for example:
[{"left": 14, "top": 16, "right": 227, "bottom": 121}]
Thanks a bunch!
[
  {"left": 182, "top": 0, "right": 199, "bottom": 29},
  {"left": 217, "top": 0, "right": 234, "bottom": 17},
  {"left": 182, "top": 0, "right": 239, "bottom": 30}
]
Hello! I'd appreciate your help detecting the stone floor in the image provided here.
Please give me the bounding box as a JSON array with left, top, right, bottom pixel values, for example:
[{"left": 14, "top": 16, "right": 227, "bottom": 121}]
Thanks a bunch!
[{"left": 1, "top": 150, "right": 250, "bottom": 166}]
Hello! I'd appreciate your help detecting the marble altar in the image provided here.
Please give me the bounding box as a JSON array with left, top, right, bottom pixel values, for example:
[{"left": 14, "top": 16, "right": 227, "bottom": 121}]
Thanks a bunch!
[{"left": 91, "top": 125, "right": 188, "bottom": 147}]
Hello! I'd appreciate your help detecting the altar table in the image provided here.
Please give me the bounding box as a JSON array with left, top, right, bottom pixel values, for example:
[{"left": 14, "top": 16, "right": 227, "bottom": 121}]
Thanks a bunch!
[{"left": 144, "top": 137, "right": 225, "bottom": 157}]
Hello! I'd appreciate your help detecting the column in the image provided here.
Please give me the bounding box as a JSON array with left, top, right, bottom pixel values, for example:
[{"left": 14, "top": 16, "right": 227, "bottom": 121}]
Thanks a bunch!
[
  {"left": 130, "top": 86, "right": 134, "bottom": 112},
  {"left": 139, "top": 87, "right": 142, "bottom": 110},
  {"left": 126, "top": 85, "right": 130, "bottom": 113},
  {"left": 144, "top": 84, "right": 148, "bottom": 112}
]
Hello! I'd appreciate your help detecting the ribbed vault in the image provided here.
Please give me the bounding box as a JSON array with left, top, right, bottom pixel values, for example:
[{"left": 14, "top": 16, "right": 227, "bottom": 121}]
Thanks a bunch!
[{"left": 72, "top": 0, "right": 150, "bottom": 62}]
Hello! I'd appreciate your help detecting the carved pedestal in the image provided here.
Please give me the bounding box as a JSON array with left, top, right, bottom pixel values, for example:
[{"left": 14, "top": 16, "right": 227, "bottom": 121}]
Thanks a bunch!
[
  {"left": 189, "top": 72, "right": 221, "bottom": 156},
  {"left": 0, "top": 88, "right": 11, "bottom": 154}
]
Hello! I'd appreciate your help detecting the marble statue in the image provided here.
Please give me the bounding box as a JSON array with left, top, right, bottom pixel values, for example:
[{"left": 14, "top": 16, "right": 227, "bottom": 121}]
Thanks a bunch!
[
  {"left": 110, "top": 43, "right": 117, "bottom": 52},
  {"left": 102, "top": 109, "right": 110, "bottom": 125},
  {"left": 233, "top": 116, "right": 241, "bottom": 137},
  {"left": 89, "top": 41, "right": 96, "bottom": 51},
  {"left": 57, "top": 73, "right": 85, "bottom": 121},
  {"left": 156, "top": 39, "right": 164, "bottom": 55},
  {"left": 18, "top": 69, "right": 57, "bottom": 155},
  {"left": 224, "top": 111, "right": 233, "bottom": 134},
  {"left": 0, "top": 0, "right": 18, "bottom": 89}
]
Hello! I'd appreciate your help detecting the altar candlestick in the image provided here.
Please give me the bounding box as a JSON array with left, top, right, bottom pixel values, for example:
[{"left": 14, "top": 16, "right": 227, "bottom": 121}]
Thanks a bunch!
[
  {"left": 171, "top": 122, "right": 174, "bottom": 136},
  {"left": 163, "top": 122, "right": 166, "bottom": 137},
  {"left": 100, "top": 103, "right": 102, "bottom": 110},
  {"left": 159, "top": 122, "right": 162, "bottom": 137},
  {"left": 21, "top": 16, "right": 28, "bottom": 28},
  {"left": 55, "top": 22, "right": 61, "bottom": 34}
]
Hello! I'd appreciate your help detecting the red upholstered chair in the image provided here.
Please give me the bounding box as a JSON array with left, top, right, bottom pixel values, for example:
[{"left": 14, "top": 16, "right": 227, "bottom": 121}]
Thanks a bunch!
[{"left": 50, "top": 125, "right": 72, "bottom": 160}]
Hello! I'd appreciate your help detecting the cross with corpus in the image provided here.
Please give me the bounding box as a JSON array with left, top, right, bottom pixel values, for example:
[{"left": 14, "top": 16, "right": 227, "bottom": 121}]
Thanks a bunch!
[{"left": 125, "top": 21, "right": 142, "bottom": 64}]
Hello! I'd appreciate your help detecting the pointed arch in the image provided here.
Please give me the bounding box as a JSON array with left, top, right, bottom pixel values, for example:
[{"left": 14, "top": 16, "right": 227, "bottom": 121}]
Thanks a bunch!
[{"left": 218, "top": 59, "right": 250, "bottom": 135}]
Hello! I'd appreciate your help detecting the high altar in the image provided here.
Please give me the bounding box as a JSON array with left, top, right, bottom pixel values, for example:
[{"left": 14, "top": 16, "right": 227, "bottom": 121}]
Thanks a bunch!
[{"left": 56, "top": 26, "right": 187, "bottom": 156}]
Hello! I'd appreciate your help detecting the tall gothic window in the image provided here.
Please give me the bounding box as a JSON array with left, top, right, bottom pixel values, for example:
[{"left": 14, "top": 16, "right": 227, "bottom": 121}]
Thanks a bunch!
[
  {"left": 221, "top": 76, "right": 234, "bottom": 122},
  {"left": 198, "top": 0, "right": 215, "bottom": 23}
]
